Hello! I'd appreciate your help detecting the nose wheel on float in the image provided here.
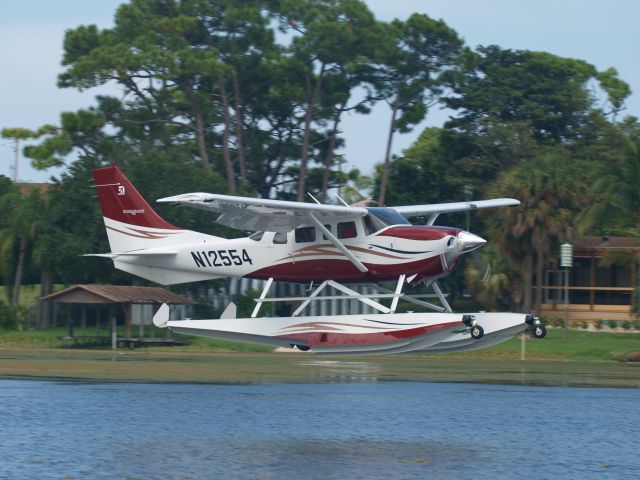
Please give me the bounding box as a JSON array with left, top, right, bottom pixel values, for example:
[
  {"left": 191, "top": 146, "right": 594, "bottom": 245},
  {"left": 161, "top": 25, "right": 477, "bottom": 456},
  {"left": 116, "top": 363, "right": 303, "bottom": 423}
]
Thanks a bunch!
[
  {"left": 462, "top": 315, "right": 484, "bottom": 339},
  {"left": 526, "top": 315, "right": 547, "bottom": 338}
]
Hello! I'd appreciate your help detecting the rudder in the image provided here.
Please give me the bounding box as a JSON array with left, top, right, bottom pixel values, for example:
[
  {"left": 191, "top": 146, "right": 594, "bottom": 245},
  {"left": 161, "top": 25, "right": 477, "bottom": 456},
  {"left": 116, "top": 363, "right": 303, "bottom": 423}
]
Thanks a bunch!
[{"left": 92, "top": 165, "right": 178, "bottom": 230}]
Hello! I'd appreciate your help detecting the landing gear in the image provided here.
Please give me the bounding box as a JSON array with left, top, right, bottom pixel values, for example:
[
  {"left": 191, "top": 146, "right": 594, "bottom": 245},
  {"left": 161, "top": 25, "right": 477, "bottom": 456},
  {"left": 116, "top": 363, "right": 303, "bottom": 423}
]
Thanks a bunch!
[
  {"left": 525, "top": 315, "right": 546, "bottom": 339},
  {"left": 463, "top": 315, "right": 485, "bottom": 340},
  {"left": 471, "top": 325, "right": 485, "bottom": 339},
  {"left": 533, "top": 325, "right": 547, "bottom": 339}
]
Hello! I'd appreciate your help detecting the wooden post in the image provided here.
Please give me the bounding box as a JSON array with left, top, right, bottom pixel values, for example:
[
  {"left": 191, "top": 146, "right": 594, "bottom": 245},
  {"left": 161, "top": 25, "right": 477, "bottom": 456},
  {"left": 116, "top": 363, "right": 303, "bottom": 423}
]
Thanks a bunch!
[
  {"left": 81, "top": 306, "right": 87, "bottom": 335},
  {"left": 111, "top": 315, "right": 117, "bottom": 350},
  {"left": 123, "top": 304, "right": 132, "bottom": 339}
]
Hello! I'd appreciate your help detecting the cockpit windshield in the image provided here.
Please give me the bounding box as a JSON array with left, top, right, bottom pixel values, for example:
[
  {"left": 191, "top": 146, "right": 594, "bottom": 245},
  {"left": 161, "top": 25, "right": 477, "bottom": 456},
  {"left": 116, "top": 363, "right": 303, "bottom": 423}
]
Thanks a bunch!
[{"left": 364, "top": 207, "right": 411, "bottom": 234}]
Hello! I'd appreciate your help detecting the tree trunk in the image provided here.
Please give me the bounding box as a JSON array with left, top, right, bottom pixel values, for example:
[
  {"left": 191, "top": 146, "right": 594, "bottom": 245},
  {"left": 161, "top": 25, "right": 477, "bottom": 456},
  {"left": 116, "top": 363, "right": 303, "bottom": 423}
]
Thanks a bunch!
[
  {"left": 320, "top": 109, "right": 344, "bottom": 202},
  {"left": 219, "top": 77, "right": 237, "bottom": 194},
  {"left": 11, "top": 236, "right": 27, "bottom": 309},
  {"left": 534, "top": 245, "right": 545, "bottom": 316},
  {"left": 297, "top": 64, "right": 326, "bottom": 202},
  {"left": 378, "top": 99, "right": 399, "bottom": 206},
  {"left": 38, "top": 270, "right": 53, "bottom": 329},
  {"left": 186, "top": 83, "right": 211, "bottom": 170},
  {"left": 522, "top": 254, "right": 534, "bottom": 313},
  {"left": 232, "top": 71, "right": 247, "bottom": 183}
]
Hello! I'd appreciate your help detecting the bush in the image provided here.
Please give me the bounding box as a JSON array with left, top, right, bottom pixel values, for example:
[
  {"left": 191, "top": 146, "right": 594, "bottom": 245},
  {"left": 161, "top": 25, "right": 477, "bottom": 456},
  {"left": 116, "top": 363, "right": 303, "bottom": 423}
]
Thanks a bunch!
[
  {"left": 608, "top": 320, "right": 618, "bottom": 329},
  {"left": 552, "top": 317, "right": 562, "bottom": 328},
  {"left": 595, "top": 319, "right": 603, "bottom": 330},
  {"left": 622, "top": 320, "right": 631, "bottom": 330},
  {"left": 634, "top": 321, "right": 640, "bottom": 330},
  {"left": 581, "top": 321, "right": 589, "bottom": 329},
  {"left": 624, "top": 352, "right": 640, "bottom": 363},
  {"left": 0, "top": 300, "right": 18, "bottom": 330}
]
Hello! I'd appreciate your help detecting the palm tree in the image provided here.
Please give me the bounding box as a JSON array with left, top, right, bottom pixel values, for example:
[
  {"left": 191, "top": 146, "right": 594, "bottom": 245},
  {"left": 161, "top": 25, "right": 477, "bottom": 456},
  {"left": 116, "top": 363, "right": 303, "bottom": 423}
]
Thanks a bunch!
[
  {"left": 577, "top": 140, "right": 640, "bottom": 232},
  {"left": 486, "top": 153, "right": 585, "bottom": 314},
  {"left": 0, "top": 188, "right": 45, "bottom": 313}
]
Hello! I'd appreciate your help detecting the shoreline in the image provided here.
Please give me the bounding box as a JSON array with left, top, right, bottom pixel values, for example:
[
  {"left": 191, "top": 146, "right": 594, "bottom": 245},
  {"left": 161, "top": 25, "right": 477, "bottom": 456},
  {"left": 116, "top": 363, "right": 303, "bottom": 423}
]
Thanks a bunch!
[{"left": 1, "top": 347, "right": 638, "bottom": 388}]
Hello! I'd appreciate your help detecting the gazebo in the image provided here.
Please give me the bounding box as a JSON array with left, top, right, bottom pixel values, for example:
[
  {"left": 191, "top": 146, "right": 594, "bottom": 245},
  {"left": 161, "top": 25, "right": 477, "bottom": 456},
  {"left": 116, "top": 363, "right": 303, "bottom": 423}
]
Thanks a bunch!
[{"left": 41, "top": 284, "right": 197, "bottom": 348}]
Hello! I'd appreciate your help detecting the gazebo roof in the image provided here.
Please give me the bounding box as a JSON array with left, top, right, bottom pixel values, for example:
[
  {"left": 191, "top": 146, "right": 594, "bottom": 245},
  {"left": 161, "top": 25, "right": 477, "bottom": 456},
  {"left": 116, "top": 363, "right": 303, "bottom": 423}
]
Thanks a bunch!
[
  {"left": 574, "top": 236, "right": 640, "bottom": 256},
  {"left": 41, "top": 284, "right": 197, "bottom": 305}
]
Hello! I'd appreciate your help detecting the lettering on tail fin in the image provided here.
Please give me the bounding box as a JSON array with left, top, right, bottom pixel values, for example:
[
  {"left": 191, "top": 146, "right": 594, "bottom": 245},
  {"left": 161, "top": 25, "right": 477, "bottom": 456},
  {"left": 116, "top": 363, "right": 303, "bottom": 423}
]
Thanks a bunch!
[{"left": 92, "top": 165, "right": 179, "bottom": 230}]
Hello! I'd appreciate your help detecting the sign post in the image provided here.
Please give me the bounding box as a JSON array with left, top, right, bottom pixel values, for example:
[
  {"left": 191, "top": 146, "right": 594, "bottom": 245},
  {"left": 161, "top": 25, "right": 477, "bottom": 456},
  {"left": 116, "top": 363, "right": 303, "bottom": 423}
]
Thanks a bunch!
[{"left": 560, "top": 243, "right": 573, "bottom": 342}]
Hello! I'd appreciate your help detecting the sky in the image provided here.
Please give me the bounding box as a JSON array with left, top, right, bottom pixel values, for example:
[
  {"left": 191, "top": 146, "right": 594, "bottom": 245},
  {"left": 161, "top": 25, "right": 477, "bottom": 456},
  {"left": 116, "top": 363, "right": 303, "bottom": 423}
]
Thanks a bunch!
[{"left": 1, "top": 0, "right": 639, "bottom": 183}]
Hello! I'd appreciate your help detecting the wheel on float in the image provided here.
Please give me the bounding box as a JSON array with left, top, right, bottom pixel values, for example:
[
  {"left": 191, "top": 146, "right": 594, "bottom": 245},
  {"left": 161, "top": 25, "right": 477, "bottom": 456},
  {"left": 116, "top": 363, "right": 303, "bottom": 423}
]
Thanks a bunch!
[
  {"left": 471, "top": 325, "right": 484, "bottom": 340},
  {"left": 533, "top": 325, "right": 547, "bottom": 339}
]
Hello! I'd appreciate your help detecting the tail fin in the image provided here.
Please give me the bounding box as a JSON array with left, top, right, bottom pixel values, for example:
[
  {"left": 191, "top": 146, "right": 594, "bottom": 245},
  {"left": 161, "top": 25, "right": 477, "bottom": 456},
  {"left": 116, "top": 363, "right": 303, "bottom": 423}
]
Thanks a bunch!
[
  {"left": 92, "top": 165, "right": 219, "bottom": 253},
  {"left": 92, "top": 165, "right": 178, "bottom": 230}
]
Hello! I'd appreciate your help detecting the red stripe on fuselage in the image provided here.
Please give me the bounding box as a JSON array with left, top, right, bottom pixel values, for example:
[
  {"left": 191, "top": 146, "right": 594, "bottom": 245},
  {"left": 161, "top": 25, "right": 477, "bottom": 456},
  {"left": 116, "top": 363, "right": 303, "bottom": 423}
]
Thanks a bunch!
[
  {"left": 276, "top": 321, "right": 460, "bottom": 346},
  {"left": 377, "top": 226, "right": 461, "bottom": 241},
  {"left": 247, "top": 256, "right": 445, "bottom": 283}
]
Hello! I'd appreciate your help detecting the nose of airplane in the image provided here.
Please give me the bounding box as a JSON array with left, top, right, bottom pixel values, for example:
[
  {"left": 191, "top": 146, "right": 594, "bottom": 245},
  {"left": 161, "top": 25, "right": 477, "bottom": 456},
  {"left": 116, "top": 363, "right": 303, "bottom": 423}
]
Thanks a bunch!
[{"left": 457, "top": 231, "right": 487, "bottom": 252}]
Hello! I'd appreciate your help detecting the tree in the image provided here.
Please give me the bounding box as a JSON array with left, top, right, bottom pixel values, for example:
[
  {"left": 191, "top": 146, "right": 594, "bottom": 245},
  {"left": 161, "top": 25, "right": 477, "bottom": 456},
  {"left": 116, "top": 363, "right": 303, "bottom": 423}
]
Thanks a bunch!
[
  {"left": 445, "top": 46, "right": 621, "bottom": 143},
  {"left": 0, "top": 187, "right": 46, "bottom": 314},
  {"left": 486, "top": 152, "right": 586, "bottom": 314},
  {"left": 274, "top": 0, "right": 380, "bottom": 200},
  {"left": 577, "top": 140, "right": 640, "bottom": 233},
  {"left": 375, "top": 13, "right": 464, "bottom": 205}
]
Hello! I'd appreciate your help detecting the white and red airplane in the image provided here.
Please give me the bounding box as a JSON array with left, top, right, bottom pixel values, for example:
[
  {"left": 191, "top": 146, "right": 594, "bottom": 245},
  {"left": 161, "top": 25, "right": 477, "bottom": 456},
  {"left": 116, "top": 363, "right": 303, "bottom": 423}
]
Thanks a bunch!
[{"left": 90, "top": 165, "right": 545, "bottom": 354}]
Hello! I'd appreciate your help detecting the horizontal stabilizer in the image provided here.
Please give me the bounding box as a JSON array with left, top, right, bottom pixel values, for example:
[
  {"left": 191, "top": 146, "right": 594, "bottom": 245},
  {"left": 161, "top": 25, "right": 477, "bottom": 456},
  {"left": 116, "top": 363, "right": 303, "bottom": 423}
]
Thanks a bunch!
[{"left": 83, "top": 249, "right": 178, "bottom": 259}]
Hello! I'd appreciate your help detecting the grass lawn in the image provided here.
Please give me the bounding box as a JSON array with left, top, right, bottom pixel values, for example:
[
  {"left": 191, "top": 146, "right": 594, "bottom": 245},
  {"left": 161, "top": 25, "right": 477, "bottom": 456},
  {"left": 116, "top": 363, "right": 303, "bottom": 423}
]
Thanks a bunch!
[
  {"left": 457, "top": 328, "right": 640, "bottom": 361},
  {"left": 0, "top": 325, "right": 637, "bottom": 360}
]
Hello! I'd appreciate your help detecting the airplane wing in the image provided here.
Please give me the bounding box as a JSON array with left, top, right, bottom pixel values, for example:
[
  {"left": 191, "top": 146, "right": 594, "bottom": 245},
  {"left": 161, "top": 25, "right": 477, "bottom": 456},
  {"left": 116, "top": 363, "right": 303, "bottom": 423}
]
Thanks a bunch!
[
  {"left": 393, "top": 198, "right": 520, "bottom": 225},
  {"left": 157, "top": 192, "right": 368, "bottom": 233}
]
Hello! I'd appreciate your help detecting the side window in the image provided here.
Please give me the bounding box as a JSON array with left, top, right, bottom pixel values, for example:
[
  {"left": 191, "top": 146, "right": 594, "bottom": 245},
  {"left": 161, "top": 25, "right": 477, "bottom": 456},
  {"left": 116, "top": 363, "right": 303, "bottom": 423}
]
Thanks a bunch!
[
  {"left": 337, "top": 221, "right": 357, "bottom": 239},
  {"left": 295, "top": 226, "right": 316, "bottom": 243},
  {"left": 273, "top": 232, "right": 287, "bottom": 244},
  {"left": 249, "top": 231, "right": 264, "bottom": 241}
]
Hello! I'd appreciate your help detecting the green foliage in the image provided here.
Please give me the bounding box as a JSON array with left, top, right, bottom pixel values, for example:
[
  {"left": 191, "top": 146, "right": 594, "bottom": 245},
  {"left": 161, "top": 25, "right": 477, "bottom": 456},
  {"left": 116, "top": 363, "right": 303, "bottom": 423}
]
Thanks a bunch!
[
  {"left": 577, "top": 141, "right": 640, "bottom": 232},
  {"left": 608, "top": 320, "right": 618, "bottom": 330},
  {"left": 464, "top": 247, "right": 513, "bottom": 310},
  {"left": 0, "top": 299, "right": 17, "bottom": 329}
]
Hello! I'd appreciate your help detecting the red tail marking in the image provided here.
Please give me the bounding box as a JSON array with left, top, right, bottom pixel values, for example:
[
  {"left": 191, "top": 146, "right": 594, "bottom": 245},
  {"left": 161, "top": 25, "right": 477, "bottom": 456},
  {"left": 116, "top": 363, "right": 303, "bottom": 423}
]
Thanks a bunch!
[{"left": 92, "top": 165, "right": 179, "bottom": 230}]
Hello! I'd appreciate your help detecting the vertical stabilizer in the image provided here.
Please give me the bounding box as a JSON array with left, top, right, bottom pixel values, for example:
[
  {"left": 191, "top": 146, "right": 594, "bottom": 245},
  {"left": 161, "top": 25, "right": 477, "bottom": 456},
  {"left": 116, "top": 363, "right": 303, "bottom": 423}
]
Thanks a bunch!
[
  {"left": 92, "top": 165, "right": 219, "bottom": 253},
  {"left": 92, "top": 165, "right": 178, "bottom": 230}
]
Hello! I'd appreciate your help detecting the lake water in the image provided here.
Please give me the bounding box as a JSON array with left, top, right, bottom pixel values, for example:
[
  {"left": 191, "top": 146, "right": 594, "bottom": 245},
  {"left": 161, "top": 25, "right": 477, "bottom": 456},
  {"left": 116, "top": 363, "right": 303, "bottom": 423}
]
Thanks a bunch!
[{"left": 0, "top": 378, "right": 638, "bottom": 479}]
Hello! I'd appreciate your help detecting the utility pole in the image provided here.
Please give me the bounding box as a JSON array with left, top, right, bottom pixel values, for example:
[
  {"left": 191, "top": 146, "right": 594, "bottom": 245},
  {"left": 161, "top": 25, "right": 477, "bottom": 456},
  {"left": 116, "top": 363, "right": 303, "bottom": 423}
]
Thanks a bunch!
[{"left": 11, "top": 137, "right": 19, "bottom": 182}]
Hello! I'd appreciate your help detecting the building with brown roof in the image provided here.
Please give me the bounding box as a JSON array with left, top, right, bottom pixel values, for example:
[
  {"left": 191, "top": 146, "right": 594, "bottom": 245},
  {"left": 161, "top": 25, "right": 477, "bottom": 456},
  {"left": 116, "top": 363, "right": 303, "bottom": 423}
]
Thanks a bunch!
[{"left": 541, "top": 236, "right": 639, "bottom": 322}]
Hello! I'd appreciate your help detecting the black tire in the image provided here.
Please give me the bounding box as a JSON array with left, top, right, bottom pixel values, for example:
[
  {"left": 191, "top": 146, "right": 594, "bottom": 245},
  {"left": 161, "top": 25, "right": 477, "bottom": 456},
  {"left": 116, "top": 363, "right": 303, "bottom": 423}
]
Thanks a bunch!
[
  {"left": 471, "top": 325, "right": 484, "bottom": 340},
  {"left": 533, "top": 325, "right": 547, "bottom": 339}
]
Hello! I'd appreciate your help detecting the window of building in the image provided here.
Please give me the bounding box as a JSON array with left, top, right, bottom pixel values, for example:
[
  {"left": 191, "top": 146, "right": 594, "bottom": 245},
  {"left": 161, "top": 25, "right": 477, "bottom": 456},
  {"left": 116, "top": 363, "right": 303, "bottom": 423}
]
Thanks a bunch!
[
  {"left": 295, "top": 226, "right": 316, "bottom": 243},
  {"left": 337, "top": 221, "right": 357, "bottom": 239}
]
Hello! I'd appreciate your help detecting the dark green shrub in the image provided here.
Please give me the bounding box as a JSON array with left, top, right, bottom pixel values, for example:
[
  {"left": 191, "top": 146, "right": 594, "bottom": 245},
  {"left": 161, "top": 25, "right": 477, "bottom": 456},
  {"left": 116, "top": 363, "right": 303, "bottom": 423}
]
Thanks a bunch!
[
  {"left": 622, "top": 320, "right": 631, "bottom": 330},
  {"left": 595, "top": 319, "right": 603, "bottom": 330},
  {"left": 608, "top": 320, "right": 618, "bottom": 329}
]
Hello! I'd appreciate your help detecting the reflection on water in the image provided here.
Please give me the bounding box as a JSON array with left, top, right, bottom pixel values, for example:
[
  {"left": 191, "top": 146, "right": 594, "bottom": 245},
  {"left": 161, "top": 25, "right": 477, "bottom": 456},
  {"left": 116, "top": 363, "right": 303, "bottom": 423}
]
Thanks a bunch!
[
  {"left": 295, "top": 360, "right": 381, "bottom": 382},
  {"left": 1, "top": 380, "right": 639, "bottom": 479}
]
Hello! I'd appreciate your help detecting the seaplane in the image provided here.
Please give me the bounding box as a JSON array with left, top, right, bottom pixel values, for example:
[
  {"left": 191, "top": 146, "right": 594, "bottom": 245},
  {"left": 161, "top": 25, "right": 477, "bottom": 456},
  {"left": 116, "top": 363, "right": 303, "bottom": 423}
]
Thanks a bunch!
[{"left": 89, "top": 165, "right": 546, "bottom": 355}]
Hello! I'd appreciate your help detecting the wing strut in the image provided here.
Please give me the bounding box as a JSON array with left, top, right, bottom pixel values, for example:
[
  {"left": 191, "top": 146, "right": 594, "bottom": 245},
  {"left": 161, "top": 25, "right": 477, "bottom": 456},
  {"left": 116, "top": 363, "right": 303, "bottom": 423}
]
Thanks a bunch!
[{"left": 307, "top": 213, "right": 368, "bottom": 273}]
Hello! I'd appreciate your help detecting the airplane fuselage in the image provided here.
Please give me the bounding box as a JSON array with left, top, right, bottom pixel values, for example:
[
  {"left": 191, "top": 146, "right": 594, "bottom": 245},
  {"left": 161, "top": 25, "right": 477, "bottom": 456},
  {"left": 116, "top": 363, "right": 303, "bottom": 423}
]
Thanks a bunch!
[{"left": 109, "top": 213, "right": 482, "bottom": 286}]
